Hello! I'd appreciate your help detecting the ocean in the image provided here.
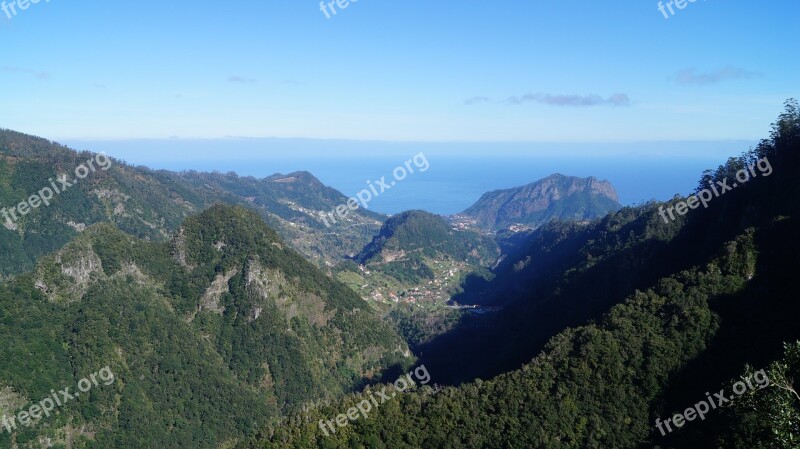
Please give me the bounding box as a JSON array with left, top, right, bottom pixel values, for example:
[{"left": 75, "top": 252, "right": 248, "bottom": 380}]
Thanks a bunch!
[{"left": 64, "top": 139, "right": 756, "bottom": 215}]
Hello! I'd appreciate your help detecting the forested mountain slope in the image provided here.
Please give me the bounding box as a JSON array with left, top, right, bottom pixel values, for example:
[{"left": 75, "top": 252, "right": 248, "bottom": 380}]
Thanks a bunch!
[
  {"left": 244, "top": 101, "right": 800, "bottom": 449},
  {"left": 349, "top": 210, "right": 498, "bottom": 286},
  {"left": 0, "top": 129, "right": 383, "bottom": 278},
  {"left": 356, "top": 210, "right": 497, "bottom": 266},
  {"left": 0, "top": 205, "right": 409, "bottom": 448}
]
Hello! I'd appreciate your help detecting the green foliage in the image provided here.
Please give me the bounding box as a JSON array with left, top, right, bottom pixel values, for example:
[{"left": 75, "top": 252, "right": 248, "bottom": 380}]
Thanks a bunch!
[
  {"left": 387, "top": 305, "right": 465, "bottom": 350},
  {"left": 353, "top": 210, "right": 498, "bottom": 295},
  {"left": 377, "top": 256, "right": 435, "bottom": 285},
  {"left": 0, "top": 130, "right": 385, "bottom": 279},
  {"left": 0, "top": 205, "right": 409, "bottom": 448},
  {"left": 248, "top": 232, "right": 753, "bottom": 448},
  {"left": 243, "top": 99, "right": 800, "bottom": 449},
  {"left": 356, "top": 210, "right": 497, "bottom": 266},
  {"left": 3, "top": 99, "right": 800, "bottom": 448},
  {"left": 728, "top": 342, "right": 800, "bottom": 449}
]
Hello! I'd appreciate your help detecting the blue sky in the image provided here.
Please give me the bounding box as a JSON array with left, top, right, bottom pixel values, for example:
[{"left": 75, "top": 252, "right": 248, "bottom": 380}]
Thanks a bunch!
[{"left": 0, "top": 0, "right": 797, "bottom": 142}]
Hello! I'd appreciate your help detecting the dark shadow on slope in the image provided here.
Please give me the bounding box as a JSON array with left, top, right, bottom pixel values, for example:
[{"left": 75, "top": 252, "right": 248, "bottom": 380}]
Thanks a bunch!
[
  {"left": 645, "top": 217, "right": 800, "bottom": 449},
  {"left": 416, "top": 123, "right": 800, "bottom": 386}
]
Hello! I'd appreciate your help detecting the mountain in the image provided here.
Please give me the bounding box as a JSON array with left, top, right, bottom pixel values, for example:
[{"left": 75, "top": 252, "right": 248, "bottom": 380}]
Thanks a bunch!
[
  {"left": 0, "top": 129, "right": 384, "bottom": 278},
  {"left": 243, "top": 101, "right": 800, "bottom": 449},
  {"left": 356, "top": 210, "right": 497, "bottom": 267},
  {"left": 332, "top": 210, "right": 498, "bottom": 305},
  {"left": 0, "top": 204, "right": 409, "bottom": 448},
  {"left": 460, "top": 173, "right": 622, "bottom": 230},
  {"left": 169, "top": 169, "right": 385, "bottom": 265}
]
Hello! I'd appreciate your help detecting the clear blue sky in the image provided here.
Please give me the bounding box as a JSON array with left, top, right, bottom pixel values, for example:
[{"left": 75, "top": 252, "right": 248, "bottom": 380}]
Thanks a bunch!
[{"left": 0, "top": 0, "right": 797, "bottom": 142}]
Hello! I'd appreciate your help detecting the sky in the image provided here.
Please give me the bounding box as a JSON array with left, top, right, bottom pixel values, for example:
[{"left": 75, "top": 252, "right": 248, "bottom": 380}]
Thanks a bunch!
[{"left": 0, "top": 0, "right": 797, "bottom": 144}]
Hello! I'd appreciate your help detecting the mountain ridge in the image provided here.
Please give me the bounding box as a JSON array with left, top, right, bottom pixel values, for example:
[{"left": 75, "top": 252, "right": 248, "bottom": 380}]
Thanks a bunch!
[
  {"left": 0, "top": 203, "right": 411, "bottom": 448},
  {"left": 461, "top": 173, "right": 621, "bottom": 230},
  {"left": 0, "top": 129, "right": 385, "bottom": 277},
  {"left": 243, "top": 100, "right": 800, "bottom": 449}
]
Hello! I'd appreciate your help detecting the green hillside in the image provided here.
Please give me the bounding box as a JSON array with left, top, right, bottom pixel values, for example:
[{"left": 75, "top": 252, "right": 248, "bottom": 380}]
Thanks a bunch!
[
  {"left": 356, "top": 210, "right": 497, "bottom": 266},
  {"left": 0, "top": 205, "right": 409, "bottom": 448},
  {"left": 243, "top": 101, "right": 800, "bottom": 449},
  {"left": 0, "top": 130, "right": 384, "bottom": 279},
  {"left": 332, "top": 210, "right": 498, "bottom": 307}
]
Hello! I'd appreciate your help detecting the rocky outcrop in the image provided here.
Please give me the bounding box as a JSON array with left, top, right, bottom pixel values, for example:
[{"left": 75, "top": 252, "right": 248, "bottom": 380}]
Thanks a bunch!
[{"left": 462, "top": 174, "right": 621, "bottom": 230}]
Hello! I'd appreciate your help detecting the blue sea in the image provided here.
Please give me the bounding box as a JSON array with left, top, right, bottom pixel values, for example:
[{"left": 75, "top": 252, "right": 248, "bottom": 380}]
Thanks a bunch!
[{"left": 65, "top": 139, "right": 757, "bottom": 215}]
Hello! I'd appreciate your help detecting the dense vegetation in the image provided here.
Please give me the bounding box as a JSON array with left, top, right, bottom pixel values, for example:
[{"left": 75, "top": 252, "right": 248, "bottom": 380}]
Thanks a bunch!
[
  {"left": 356, "top": 210, "right": 497, "bottom": 266},
  {"left": 334, "top": 210, "right": 499, "bottom": 314},
  {"left": 728, "top": 341, "right": 800, "bottom": 448},
  {"left": 2, "top": 101, "right": 799, "bottom": 448},
  {"left": 242, "top": 100, "right": 800, "bottom": 448},
  {"left": 0, "top": 130, "right": 384, "bottom": 278},
  {"left": 386, "top": 304, "right": 466, "bottom": 351},
  {"left": 0, "top": 205, "right": 409, "bottom": 448},
  {"left": 350, "top": 210, "right": 498, "bottom": 287}
]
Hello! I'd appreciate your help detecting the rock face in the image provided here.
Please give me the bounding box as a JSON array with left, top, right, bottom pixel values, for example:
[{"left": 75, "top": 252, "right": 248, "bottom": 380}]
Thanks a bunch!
[
  {"left": 462, "top": 174, "right": 621, "bottom": 230},
  {"left": 2, "top": 205, "right": 411, "bottom": 447}
]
